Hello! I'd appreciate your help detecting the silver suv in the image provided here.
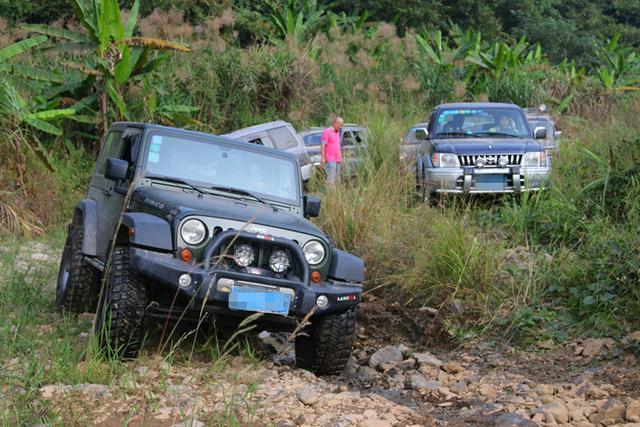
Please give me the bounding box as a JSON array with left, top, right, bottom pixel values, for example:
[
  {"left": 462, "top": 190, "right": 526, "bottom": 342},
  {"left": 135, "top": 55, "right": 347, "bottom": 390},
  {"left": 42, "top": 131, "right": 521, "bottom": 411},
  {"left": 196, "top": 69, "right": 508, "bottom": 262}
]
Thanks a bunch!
[{"left": 224, "top": 120, "right": 314, "bottom": 181}]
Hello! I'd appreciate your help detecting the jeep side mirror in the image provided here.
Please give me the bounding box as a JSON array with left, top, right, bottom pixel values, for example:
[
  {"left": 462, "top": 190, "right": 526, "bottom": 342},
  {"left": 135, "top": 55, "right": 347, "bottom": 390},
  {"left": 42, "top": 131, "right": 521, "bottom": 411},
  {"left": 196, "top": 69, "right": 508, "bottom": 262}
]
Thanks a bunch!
[
  {"left": 414, "top": 128, "right": 428, "bottom": 140},
  {"left": 105, "top": 157, "right": 129, "bottom": 181},
  {"left": 304, "top": 195, "right": 321, "bottom": 218},
  {"left": 534, "top": 127, "right": 547, "bottom": 140}
]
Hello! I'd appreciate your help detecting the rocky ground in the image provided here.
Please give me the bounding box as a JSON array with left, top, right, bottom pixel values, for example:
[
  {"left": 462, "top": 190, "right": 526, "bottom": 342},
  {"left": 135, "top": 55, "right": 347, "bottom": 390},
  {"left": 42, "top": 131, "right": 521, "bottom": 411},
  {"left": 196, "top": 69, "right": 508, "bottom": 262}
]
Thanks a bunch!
[
  {"left": 31, "top": 307, "right": 640, "bottom": 426},
  {"left": 2, "top": 242, "right": 640, "bottom": 426}
]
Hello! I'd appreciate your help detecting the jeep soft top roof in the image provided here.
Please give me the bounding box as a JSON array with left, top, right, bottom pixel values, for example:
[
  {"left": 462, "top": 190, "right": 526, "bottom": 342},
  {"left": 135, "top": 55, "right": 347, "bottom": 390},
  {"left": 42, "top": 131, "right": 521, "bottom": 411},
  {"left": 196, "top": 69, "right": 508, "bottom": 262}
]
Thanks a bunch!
[{"left": 110, "top": 122, "right": 299, "bottom": 162}]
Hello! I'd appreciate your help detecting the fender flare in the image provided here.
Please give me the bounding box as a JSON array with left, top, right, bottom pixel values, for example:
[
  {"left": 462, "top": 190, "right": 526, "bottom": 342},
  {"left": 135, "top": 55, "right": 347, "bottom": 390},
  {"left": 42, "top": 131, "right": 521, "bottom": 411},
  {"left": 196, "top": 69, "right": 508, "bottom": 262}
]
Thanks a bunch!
[
  {"left": 121, "top": 213, "right": 172, "bottom": 251},
  {"left": 75, "top": 199, "right": 98, "bottom": 256},
  {"left": 327, "top": 248, "right": 365, "bottom": 284}
]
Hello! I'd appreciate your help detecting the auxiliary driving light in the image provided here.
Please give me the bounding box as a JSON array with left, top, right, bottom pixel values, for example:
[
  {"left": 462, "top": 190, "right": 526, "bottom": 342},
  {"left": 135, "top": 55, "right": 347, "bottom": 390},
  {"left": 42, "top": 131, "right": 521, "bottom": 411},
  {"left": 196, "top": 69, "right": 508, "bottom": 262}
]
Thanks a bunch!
[
  {"left": 498, "top": 156, "right": 508, "bottom": 167},
  {"left": 233, "top": 244, "right": 255, "bottom": 267},
  {"left": 316, "top": 295, "right": 329, "bottom": 308},
  {"left": 269, "top": 249, "right": 291, "bottom": 273},
  {"left": 178, "top": 273, "right": 192, "bottom": 288}
]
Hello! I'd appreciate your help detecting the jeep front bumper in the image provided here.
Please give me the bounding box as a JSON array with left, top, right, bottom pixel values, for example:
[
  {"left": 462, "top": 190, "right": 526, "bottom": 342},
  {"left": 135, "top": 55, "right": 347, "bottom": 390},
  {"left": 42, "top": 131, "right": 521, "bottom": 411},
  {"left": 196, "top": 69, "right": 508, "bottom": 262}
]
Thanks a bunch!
[
  {"left": 129, "top": 247, "right": 362, "bottom": 319},
  {"left": 424, "top": 166, "right": 550, "bottom": 194}
]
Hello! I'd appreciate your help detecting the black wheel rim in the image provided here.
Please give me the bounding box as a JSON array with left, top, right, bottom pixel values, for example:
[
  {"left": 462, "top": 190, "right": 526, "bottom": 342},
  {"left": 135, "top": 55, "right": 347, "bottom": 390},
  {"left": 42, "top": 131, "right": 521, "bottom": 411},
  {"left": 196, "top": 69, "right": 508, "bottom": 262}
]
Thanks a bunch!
[{"left": 55, "top": 239, "right": 73, "bottom": 304}]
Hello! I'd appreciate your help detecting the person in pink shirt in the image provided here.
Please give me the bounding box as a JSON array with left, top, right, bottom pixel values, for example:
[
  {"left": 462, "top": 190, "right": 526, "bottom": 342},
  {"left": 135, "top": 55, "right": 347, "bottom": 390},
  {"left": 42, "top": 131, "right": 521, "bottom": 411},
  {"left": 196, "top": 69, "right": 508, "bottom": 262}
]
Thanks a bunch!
[{"left": 321, "top": 116, "right": 344, "bottom": 185}]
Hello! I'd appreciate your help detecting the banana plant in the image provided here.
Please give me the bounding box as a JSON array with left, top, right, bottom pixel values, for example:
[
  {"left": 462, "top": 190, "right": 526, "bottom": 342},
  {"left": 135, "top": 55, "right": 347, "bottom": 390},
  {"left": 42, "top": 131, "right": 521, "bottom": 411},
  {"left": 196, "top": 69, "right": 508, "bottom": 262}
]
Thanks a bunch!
[
  {"left": 23, "top": 0, "right": 190, "bottom": 136},
  {"left": 592, "top": 34, "right": 640, "bottom": 90},
  {"left": 1, "top": 36, "right": 76, "bottom": 139},
  {"left": 267, "top": 0, "right": 327, "bottom": 44}
]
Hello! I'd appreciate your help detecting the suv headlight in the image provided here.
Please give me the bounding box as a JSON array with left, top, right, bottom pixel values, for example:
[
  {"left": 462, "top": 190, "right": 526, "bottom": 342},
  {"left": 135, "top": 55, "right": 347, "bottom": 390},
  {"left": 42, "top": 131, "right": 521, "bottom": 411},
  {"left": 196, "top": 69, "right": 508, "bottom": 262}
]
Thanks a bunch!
[
  {"left": 523, "top": 151, "right": 547, "bottom": 167},
  {"left": 309, "top": 154, "right": 321, "bottom": 164},
  {"left": 303, "top": 240, "right": 325, "bottom": 265},
  {"left": 432, "top": 152, "right": 458, "bottom": 167},
  {"left": 181, "top": 219, "right": 207, "bottom": 245}
]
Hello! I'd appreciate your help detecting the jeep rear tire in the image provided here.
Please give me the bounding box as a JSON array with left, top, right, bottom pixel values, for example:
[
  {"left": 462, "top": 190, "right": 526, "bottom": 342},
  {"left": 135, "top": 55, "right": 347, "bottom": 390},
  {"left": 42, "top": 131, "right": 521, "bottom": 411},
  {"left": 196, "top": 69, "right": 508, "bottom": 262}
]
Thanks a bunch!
[
  {"left": 55, "top": 222, "right": 100, "bottom": 312},
  {"left": 295, "top": 308, "right": 356, "bottom": 375},
  {"left": 95, "top": 246, "right": 147, "bottom": 358}
]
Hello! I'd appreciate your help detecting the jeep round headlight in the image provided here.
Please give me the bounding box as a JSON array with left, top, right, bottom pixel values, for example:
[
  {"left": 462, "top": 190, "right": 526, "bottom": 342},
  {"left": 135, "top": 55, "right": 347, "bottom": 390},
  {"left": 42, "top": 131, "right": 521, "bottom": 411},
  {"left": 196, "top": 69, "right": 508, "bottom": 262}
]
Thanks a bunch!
[
  {"left": 303, "top": 240, "right": 325, "bottom": 265},
  {"left": 180, "top": 219, "right": 206, "bottom": 245},
  {"left": 233, "top": 244, "right": 255, "bottom": 267},
  {"left": 269, "top": 249, "right": 291, "bottom": 273}
]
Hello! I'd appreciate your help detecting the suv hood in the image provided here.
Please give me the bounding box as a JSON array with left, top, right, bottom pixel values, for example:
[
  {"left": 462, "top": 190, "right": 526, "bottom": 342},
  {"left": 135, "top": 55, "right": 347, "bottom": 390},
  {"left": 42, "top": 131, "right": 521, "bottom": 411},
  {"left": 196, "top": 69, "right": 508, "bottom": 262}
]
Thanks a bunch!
[
  {"left": 433, "top": 137, "right": 543, "bottom": 154},
  {"left": 132, "top": 185, "right": 326, "bottom": 240}
]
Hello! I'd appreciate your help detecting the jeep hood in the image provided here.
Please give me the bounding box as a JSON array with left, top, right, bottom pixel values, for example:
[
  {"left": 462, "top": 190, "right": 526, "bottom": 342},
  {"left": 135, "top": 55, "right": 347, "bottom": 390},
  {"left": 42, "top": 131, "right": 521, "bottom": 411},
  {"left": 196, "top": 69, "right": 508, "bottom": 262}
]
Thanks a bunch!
[
  {"left": 131, "top": 186, "right": 326, "bottom": 239},
  {"left": 433, "top": 137, "right": 543, "bottom": 155}
]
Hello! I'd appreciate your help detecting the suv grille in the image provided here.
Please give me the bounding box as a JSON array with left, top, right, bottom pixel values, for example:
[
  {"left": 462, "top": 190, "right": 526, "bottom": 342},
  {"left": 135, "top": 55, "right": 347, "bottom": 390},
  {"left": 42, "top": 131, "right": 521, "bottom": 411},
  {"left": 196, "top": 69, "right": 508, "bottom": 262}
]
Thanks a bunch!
[{"left": 458, "top": 154, "right": 522, "bottom": 167}]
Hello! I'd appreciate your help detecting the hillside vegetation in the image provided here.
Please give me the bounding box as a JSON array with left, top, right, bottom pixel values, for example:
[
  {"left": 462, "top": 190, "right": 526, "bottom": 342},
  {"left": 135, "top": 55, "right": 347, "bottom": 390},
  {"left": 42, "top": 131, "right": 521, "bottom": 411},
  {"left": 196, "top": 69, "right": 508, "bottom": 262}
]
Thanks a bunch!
[{"left": 0, "top": 0, "right": 639, "bottom": 344}]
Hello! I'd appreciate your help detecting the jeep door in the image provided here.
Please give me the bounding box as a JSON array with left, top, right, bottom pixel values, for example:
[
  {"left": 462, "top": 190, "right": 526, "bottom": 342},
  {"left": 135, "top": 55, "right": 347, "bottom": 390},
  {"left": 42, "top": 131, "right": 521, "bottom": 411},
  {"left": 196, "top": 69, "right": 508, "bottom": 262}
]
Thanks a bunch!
[{"left": 87, "top": 125, "right": 140, "bottom": 259}]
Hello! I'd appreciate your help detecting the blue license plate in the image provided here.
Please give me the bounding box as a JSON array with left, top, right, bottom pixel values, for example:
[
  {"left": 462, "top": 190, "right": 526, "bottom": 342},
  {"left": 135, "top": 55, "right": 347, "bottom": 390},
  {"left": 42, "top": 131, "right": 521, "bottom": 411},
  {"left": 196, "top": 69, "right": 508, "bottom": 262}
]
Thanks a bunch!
[
  {"left": 228, "top": 287, "right": 290, "bottom": 316},
  {"left": 475, "top": 174, "right": 506, "bottom": 190}
]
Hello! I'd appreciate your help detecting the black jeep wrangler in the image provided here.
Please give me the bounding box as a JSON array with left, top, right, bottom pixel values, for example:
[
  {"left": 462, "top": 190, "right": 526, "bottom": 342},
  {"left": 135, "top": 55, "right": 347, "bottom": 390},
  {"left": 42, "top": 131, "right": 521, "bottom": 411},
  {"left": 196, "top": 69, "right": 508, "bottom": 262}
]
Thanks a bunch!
[{"left": 56, "top": 123, "right": 364, "bottom": 374}]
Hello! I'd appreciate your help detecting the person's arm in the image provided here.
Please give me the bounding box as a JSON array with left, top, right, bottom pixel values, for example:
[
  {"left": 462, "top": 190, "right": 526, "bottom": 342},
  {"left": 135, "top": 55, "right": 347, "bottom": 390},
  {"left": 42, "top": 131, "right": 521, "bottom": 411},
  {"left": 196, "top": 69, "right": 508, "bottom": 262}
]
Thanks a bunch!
[{"left": 320, "top": 130, "right": 328, "bottom": 164}]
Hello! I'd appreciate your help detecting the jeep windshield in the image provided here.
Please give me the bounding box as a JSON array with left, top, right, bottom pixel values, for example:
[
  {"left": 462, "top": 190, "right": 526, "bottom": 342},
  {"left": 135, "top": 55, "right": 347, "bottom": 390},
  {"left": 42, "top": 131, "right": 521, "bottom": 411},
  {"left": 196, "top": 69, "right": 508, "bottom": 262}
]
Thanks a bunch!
[
  {"left": 143, "top": 132, "right": 299, "bottom": 204},
  {"left": 433, "top": 107, "right": 530, "bottom": 139}
]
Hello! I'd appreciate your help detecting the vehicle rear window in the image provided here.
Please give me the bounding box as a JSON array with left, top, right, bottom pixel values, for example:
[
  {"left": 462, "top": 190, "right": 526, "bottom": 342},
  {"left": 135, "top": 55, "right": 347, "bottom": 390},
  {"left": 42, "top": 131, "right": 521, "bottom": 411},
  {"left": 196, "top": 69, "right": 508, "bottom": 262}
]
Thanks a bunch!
[
  {"left": 268, "top": 126, "right": 298, "bottom": 150},
  {"left": 302, "top": 133, "right": 322, "bottom": 146}
]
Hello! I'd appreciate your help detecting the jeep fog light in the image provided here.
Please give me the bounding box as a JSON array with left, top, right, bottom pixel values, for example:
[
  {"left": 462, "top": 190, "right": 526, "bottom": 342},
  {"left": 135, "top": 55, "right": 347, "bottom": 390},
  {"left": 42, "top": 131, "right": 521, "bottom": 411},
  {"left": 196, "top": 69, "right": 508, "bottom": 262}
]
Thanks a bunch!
[
  {"left": 233, "top": 244, "right": 255, "bottom": 267},
  {"left": 269, "top": 249, "right": 291, "bottom": 273},
  {"left": 316, "top": 295, "right": 329, "bottom": 308},
  {"left": 217, "top": 278, "right": 235, "bottom": 292},
  {"left": 178, "top": 274, "right": 192, "bottom": 288}
]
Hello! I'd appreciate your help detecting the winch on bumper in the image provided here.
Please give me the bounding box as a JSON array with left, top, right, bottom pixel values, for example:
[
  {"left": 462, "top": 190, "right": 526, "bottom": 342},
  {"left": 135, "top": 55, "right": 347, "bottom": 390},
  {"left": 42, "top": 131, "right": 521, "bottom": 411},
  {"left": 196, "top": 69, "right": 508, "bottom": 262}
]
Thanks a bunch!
[
  {"left": 425, "top": 165, "right": 549, "bottom": 194},
  {"left": 128, "top": 230, "right": 362, "bottom": 318}
]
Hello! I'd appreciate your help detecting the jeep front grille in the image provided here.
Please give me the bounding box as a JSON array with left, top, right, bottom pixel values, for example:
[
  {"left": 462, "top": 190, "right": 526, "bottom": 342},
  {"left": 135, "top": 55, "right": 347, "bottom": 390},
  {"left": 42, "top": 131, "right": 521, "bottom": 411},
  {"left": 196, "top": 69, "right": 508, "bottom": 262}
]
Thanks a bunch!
[{"left": 458, "top": 154, "right": 522, "bottom": 167}]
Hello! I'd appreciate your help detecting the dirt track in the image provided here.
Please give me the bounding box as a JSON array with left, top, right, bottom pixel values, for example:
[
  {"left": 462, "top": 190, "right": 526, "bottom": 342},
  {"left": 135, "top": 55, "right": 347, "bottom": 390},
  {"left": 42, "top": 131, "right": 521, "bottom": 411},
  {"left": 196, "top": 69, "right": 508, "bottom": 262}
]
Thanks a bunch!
[{"left": 3, "top": 242, "right": 640, "bottom": 426}]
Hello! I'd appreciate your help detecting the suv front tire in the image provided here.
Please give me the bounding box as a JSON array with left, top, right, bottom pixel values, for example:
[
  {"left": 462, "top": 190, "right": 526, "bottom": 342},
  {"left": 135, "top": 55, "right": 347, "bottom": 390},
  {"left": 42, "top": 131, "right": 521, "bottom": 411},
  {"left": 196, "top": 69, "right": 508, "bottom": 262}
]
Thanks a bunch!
[
  {"left": 95, "top": 246, "right": 148, "bottom": 358},
  {"left": 55, "top": 222, "right": 100, "bottom": 312},
  {"left": 295, "top": 308, "right": 356, "bottom": 375}
]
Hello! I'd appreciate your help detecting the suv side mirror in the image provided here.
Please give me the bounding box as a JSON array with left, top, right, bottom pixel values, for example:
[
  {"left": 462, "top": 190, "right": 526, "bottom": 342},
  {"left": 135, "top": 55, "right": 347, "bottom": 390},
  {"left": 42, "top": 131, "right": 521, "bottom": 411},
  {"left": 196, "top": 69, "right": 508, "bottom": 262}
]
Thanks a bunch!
[
  {"left": 304, "top": 195, "right": 321, "bottom": 218},
  {"left": 105, "top": 157, "right": 129, "bottom": 181},
  {"left": 554, "top": 130, "right": 562, "bottom": 139},
  {"left": 534, "top": 127, "right": 547, "bottom": 140},
  {"left": 414, "top": 128, "right": 428, "bottom": 140}
]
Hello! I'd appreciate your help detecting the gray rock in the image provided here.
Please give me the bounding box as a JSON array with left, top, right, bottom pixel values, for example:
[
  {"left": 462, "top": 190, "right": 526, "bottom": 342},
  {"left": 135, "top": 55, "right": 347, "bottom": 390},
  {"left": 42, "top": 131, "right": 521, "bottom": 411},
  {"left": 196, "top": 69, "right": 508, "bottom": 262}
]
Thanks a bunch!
[
  {"left": 397, "top": 344, "right": 411, "bottom": 357},
  {"left": 412, "top": 352, "right": 443, "bottom": 368},
  {"left": 493, "top": 413, "right": 537, "bottom": 427},
  {"left": 296, "top": 385, "right": 318, "bottom": 406},
  {"left": 397, "top": 358, "right": 415, "bottom": 370},
  {"left": 357, "top": 366, "right": 380, "bottom": 385},
  {"left": 532, "top": 402, "right": 569, "bottom": 424},
  {"left": 369, "top": 346, "right": 403, "bottom": 370},
  {"left": 408, "top": 373, "right": 441, "bottom": 392}
]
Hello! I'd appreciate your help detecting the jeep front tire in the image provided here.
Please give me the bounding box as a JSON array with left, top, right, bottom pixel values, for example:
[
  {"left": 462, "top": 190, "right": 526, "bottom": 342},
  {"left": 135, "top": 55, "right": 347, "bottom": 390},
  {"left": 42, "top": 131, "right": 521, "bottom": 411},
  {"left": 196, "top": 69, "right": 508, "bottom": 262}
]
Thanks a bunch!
[
  {"left": 55, "top": 222, "right": 100, "bottom": 312},
  {"left": 295, "top": 308, "right": 356, "bottom": 375},
  {"left": 95, "top": 246, "right": 147, "bottom": 358}
]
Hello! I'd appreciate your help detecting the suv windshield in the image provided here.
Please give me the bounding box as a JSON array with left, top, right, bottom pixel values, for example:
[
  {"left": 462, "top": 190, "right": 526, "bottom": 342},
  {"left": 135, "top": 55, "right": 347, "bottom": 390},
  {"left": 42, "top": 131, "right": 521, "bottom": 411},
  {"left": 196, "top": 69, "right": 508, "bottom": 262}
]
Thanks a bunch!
[
  {"left": 433, "top": 107, "right": 530, "bottom": 139},
  {"left": 144, "top": 132, "right": 299, "bottom": 203}
]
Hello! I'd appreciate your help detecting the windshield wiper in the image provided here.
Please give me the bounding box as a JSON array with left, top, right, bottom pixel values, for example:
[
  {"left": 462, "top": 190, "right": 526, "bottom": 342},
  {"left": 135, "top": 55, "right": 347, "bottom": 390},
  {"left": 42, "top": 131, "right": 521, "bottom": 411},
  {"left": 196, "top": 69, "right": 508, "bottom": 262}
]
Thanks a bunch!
[
  {"left": 145, "top": 174, "right": 206, "bottom": 195},
  {"left": 434, "top": 132, "right": 474, "bottom": 138},
  {"left": 207, "top": 185, "right": 275, "bottom": 208},
  {"left": 472, "top": 131, "right": 525, "bottom": 138}
]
